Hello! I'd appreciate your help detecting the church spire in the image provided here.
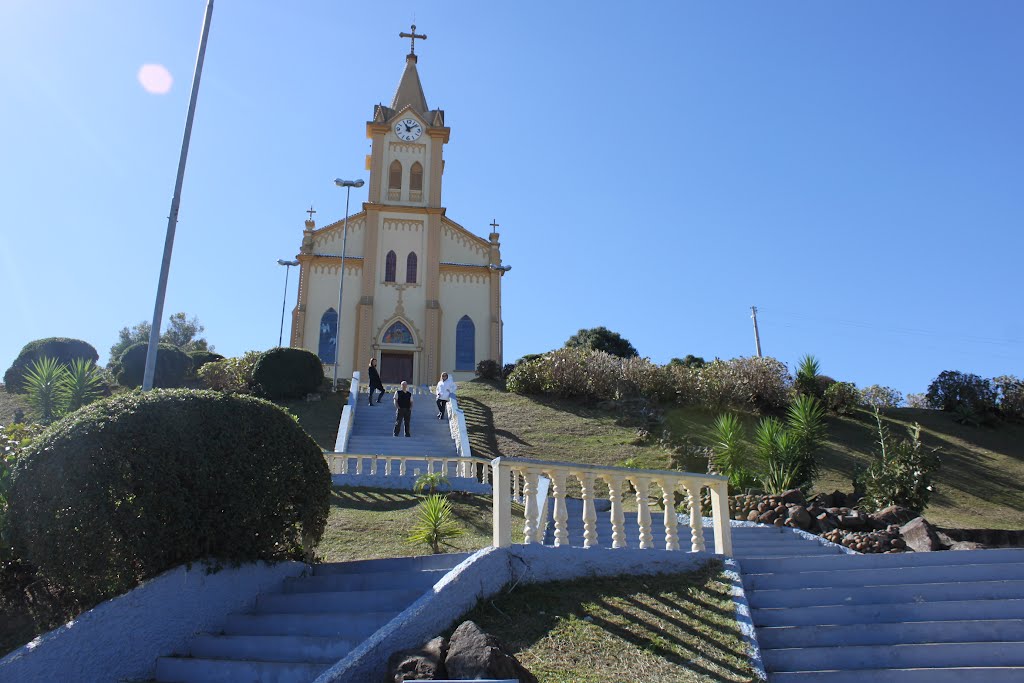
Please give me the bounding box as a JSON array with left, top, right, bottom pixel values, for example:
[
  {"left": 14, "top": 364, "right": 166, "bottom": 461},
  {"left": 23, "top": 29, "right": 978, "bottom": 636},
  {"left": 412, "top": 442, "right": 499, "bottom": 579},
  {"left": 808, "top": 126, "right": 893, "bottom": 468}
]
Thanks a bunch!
[{"left": 390, "top": 25, "right": 429, "bottom": 115}]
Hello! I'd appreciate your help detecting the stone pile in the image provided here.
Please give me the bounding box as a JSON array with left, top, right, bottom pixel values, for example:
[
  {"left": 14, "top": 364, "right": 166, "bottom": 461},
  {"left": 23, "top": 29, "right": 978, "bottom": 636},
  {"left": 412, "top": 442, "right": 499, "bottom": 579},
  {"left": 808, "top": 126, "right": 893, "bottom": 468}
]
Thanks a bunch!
[{"left": 389, "top": 620, "right": 537, "bottom": 682}]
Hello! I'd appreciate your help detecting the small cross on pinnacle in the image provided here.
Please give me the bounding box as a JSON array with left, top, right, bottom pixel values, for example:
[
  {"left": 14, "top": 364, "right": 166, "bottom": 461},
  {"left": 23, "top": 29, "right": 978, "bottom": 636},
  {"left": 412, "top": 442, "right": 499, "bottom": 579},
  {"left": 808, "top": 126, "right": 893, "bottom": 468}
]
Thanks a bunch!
[
  {"left": 399, "top": 24, "right": 427, "bottom": 55},
  {"left": 306, "top": 206, "right": 316, "bottom": 221},
  {"left": 489, "top": 219, "right": 500, "bottom": 231}
]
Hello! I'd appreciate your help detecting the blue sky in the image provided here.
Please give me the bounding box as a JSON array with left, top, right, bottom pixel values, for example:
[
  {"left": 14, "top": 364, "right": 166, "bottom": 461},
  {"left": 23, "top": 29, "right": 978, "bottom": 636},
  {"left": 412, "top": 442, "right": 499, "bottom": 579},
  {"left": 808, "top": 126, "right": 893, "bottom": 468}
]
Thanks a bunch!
[{"left": 1, "top": 1, "right": 1021, "bottom": 398}]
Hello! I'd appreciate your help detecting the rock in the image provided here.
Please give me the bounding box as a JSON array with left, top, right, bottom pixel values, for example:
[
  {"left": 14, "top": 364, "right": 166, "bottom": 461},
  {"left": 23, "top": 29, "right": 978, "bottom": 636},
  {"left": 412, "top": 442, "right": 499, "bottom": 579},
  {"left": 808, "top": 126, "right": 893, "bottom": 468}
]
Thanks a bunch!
[
  {"left": 936, "top": 527, "right": 1024, "bottom": 548},
  {"left": 388, "top": 636, "right": 448, "bottom": 682},
  {"left": 830, "top": 490, "right": 848, "bottom": 508},
  {"left": 900, "top": 517, "right": 944, "bottom": 552},
  {"left": 787, "top": 506, "right": 812, "bottom": 530},
  {"left": 773, "top": 517, "right": 785, "bottom": 527},
  {"left": 757, "top": 510, "right": 777, "bottom": 524},
  {"left": 445, "top": 621, "right": 538, "bottom": 683},
  {"left": 839, "top": 514, "right": 867, "bottom": 531},
  {"left": 780, "top": 488, "right": 806, "bottom": 505},
  {"left": 869, "top": 506, "right": 920, "bottom": 529},
  {"left": 949, "top": 541, "right": 988, "bottom": 551},
  {"left": 746, "top": 510, "right": 759, "bottom": 522}
]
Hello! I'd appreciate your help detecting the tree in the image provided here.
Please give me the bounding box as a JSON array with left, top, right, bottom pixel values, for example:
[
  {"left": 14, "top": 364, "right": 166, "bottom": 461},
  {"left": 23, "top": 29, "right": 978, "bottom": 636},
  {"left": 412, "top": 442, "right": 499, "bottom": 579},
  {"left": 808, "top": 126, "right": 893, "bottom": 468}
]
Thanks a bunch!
[
  {"left": 109, "top": 312, "right": 213, "bottom": 364},
  {"left": 669, "top": 354, "right": 707, "bottom": 368},
  {"left": 564, "top": 326, "right": 638, "bottom": 359}
]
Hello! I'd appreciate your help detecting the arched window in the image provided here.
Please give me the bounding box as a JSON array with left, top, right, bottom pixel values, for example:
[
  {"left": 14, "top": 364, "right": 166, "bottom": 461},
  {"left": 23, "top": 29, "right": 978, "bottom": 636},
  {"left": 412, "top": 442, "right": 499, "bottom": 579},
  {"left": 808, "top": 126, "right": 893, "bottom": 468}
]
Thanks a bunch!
[
  {"left": 382, "top": 320, "right": 415, "bottom": 344},
  {"left": 406, "top": 252, "right": 418, "bottom": 283},
  {"left": 384, "top": 250, "right": 397, "bottom": 282},
  {"left": 388, "top": 160, "right": 402, "bottom": 190},
  {"left": 409, "top": 162, "right": 423, "bottom": 192},
  {"left": 318, "top": 308, "right": 338, "bottom": 364},
  {"left": 455, "top": 315, "right": 475, "bottom": 371}
]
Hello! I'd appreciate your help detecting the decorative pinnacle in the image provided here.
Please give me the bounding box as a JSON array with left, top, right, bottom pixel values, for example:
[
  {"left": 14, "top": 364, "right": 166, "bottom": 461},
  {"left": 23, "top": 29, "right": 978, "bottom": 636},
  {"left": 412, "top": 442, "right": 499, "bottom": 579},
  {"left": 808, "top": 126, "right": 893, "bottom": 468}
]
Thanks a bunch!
[{"left": 306, "top": 205, "right": 316, "bottom": 221}]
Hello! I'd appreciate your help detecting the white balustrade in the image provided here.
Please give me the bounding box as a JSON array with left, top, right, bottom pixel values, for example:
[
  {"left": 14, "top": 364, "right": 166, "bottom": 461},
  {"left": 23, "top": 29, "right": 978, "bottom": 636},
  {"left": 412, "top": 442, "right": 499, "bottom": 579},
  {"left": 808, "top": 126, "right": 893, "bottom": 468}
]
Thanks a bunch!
[
  {"left": 490, "top": 457, "right": 733, "bottom": 556},
  {"left": 333, "top": 370, "right": 362, "bottom": 453}
]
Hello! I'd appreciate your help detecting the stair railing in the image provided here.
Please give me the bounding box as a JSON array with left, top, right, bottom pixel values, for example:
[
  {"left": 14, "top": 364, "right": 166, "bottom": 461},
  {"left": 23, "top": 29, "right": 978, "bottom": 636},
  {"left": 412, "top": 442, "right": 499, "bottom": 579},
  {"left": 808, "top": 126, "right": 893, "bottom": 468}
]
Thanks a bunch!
[
  {"left": 325, "top": 452, "right": 494, "bottom": 484},
  {"left": 333, "top": 370, "right": 361, "bottom": 453},
  {"left": 490, "top": 457, "right": 733, "bottom": 555},
  {"left": 445, "top": 395, "right": 474, "bottom": 476}
]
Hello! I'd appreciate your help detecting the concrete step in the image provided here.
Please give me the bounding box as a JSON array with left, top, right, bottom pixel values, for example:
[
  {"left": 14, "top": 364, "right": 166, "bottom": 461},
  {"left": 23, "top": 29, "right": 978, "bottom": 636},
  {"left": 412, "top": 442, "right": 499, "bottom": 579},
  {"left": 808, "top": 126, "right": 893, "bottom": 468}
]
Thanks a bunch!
[
  {"left": 313, "top": 553, "right": 471, "bottom": 575},
  {"left": 763, "top": 641, "right": 1024, "bottom": 673},
  {"left": 187, "top": 633, "right": 356, "bottom": 663},
  {"left": 741, "top": 548, "right": 1024, "bottom": 574},
  {"left": 752, "top": 597, "right": 1024, "bottom": 627},
  {"left": 255, "top": 587, "right": 424, "bottom": 614},
  {"left": 748, "top": 579, "right": 1024, "bottom": 609},
  {"left": 282, "top": 568, "right": 447, "bottom": 593},
  {"left": 155, "top": 656, "right": 330, "bottom": 683},
  {"left": 769, "top": 667, "right": 1024, "bottom": 682},
  {"left": 758, "top": 619, "right": 1024, "bottom": 650},
  {"left": 745, "top": 562, "right": 1024, "bottom": 590},
  {"left": 222, "top": 611, "right": 396, "bottom": 638}
]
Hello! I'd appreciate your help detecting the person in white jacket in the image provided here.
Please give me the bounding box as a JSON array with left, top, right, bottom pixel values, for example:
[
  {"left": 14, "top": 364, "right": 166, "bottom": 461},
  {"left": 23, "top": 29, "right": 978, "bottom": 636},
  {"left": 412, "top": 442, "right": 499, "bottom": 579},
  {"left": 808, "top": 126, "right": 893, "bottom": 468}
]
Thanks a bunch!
[{"left": 435, "top": 372, "right": 456, "bottom": 420}]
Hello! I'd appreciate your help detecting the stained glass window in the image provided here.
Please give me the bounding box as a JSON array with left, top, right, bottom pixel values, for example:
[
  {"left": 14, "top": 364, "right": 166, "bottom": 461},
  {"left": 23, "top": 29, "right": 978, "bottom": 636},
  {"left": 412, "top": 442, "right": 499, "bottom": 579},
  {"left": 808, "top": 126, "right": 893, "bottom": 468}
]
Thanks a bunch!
[
  {"left": 406, "top": 252, "right": 417, "bottom": 283},
  {"left": 382, "top": 321, "right": 414, "bottom": 344},
  {"left": 318, "top": 308, "right": 338, "bottom": 363},
  {"left": 385, "top": 250, "right": 397, "bottom": 282},
  {"left": 456, "top": 315, "right": 475, "bottom": 371}
]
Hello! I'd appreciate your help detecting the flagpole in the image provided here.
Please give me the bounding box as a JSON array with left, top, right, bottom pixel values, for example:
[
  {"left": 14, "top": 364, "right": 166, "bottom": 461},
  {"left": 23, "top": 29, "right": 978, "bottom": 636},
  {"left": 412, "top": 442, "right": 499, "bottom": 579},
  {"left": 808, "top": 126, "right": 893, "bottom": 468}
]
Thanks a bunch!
[{"left": 142, "top": 0, "right": 215, "bottom": 390}]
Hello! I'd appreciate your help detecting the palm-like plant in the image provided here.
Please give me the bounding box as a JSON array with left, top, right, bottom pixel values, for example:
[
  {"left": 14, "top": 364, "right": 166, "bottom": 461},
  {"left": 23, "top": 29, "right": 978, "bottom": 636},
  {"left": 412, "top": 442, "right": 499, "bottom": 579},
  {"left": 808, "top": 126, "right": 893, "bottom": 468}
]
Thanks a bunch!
[
  {"left": 413, "top": 472, "right": 451, "bottom": 495},
  {"left": 23, "top": 357, "right": 69, "bottom": 424},
  {"left": 408, "top": 494, "right": 464, "bottom": 554},
  {"left": 786, "top": 394, "right": 826, "bottom": 487},
  {"left": 710, "top": 413, "right": 756, "bottom": 489},
  {"left": 795, "top": 354, "right": 822, "bottom": 397},
  {"left": 60, "top": 358, "right": 104, "bottom": 411}
]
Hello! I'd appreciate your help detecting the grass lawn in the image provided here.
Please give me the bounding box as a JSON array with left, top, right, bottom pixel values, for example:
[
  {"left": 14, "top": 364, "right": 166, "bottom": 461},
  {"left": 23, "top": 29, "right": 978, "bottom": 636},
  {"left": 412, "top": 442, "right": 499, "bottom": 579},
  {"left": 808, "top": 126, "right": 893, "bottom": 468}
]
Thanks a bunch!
[
  {"left": 458, "top": 379, "right": 1024, "bottom": 530},
  {"left": 317, "top": 486, "right": 525, "bottom": 562},
  {"left": 460, "top": 560, "right": 757, "bottom": 683},
  {"left": 276, "top": 390, "right": 347, "bottom": 450},
  {"left": 0, "top": 389, "right": 28, "bottom": 426}
]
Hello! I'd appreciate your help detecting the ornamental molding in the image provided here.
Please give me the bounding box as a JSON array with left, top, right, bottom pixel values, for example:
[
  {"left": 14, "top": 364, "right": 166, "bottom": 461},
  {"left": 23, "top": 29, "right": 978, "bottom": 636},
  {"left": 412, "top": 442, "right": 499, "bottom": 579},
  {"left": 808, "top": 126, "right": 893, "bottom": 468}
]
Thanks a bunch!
[
  {"left": 441, "top": 219, "right": 489, "bottom": 257},
  {"left": 383, "top": 218, "right": 424, "bottom": 233},
  {"left": 389, "top": 141, "right": 426, "bottom": 155},
  {"left": 440, "top": 270, "right": 488, "bottom": 285}
]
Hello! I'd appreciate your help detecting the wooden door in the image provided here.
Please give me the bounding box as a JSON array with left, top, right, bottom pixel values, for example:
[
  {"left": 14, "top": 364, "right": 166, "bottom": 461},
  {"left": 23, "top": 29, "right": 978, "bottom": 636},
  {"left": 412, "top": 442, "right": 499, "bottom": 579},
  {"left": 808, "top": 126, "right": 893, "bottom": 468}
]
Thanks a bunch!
[{"left": 380, "top": 351, "right": 413, "bottom": 384}]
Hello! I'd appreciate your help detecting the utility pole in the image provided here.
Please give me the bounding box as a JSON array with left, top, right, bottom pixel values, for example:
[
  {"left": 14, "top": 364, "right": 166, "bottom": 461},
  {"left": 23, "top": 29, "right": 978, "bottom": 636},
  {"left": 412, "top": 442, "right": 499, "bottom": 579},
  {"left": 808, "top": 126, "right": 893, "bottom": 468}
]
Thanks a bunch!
[{"left": 751, "top": 306, "right": 762, "bottom": 358}]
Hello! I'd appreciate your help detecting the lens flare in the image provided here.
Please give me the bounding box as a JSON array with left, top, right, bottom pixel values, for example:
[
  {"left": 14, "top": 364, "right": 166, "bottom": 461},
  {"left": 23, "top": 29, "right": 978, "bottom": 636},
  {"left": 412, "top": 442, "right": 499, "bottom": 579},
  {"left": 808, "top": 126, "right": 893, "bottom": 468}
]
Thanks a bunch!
[{"left": 137, "top": 64, "right": 173, "bottom": 94}]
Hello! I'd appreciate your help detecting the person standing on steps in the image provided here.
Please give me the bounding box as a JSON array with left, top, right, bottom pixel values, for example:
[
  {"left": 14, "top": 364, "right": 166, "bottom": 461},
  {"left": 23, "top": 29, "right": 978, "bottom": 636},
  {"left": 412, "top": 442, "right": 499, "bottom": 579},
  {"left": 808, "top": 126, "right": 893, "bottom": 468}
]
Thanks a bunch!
[
  {"left": 435, "top": 372, "right": 456, "bottom": 420},
  {"left": 393, "top": 380, "right": 413, "bottom": 437},
  {"left": 367, "top": 357, "right": 386, "bottom": 405}
]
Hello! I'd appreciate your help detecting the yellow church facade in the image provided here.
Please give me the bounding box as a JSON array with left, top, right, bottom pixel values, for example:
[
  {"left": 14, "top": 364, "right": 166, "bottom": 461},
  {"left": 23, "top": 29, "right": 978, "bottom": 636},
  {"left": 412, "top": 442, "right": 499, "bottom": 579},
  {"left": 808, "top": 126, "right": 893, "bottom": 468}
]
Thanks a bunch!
[{"left": 289, "top": 35, "right": 507, "bottom": 385}]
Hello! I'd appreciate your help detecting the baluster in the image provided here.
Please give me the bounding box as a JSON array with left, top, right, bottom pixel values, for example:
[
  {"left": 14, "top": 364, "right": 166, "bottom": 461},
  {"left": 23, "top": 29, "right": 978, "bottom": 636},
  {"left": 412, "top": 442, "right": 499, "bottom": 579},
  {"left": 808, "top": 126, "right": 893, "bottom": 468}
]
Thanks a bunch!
[
  {"left": 399, "top": 459, "right": 407, "bottom": 477},
  {"left": 684, "top": 481, "right": 706, "bottom": 552},
  {"left": 340, "top": 456, "right": 349, "bottom": 475},
  {"left": 384, "top": 458, "right": 391, "bottom": 477},
  {"left": 659, "top": 477, "right": 680, "bottom": 551},
  {"left": 547, "top": 469, "right": 567, "bottom": 547},
  {"left": 521, "top": 469, "right": 538, "bottom": 544},
  {"left": 606, "top": 474, "right": 627, "bottom": 548},
  {"left": 372, "top": 455, "right": 378, "bottom": 476},
  {"left": 633, "top": 476, "right": 653, "bottom": 549},
  {"left": 355, "top": 456, "right": 363, "bottom": 476},
  {"left": 579, "top": 472, "right": 598, "bottom": 548},
  {"left": 514, "top": 472, "right": 523, "bottom": 502}
]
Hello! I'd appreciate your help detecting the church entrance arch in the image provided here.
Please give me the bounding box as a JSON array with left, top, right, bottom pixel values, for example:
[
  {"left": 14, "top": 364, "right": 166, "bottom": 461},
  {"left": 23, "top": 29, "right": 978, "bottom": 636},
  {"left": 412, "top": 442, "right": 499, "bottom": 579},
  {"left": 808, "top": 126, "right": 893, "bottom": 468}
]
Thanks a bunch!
[
  {"left": 380, "top": 351, "right": 414, "bottom": 384},
  {"left": 377, "top": 319, "right": 418, "bottom": 384}
]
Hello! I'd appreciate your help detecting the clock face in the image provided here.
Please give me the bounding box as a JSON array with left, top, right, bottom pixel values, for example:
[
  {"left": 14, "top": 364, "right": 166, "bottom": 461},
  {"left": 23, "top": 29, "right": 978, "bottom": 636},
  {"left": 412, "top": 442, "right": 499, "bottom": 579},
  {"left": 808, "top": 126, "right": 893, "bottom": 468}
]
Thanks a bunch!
[{"left": 394, "top": 118, "right": 423, "bottom": 141}]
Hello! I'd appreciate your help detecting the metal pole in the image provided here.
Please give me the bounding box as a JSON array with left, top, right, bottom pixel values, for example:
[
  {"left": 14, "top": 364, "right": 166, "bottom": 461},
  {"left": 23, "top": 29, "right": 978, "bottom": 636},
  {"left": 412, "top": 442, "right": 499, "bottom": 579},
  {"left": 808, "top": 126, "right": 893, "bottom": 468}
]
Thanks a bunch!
[
  {"left": 278, "top": 264, "right": 292, "bottom": 347},
  {"left": 332, "top": 186, "right": 353, "bottom": 390},
  {"left": 751, "top": 305, "right": 762, "bottom": 358},
  {"left": 142, "top": 0, "right": 215, "bottom": 390}
]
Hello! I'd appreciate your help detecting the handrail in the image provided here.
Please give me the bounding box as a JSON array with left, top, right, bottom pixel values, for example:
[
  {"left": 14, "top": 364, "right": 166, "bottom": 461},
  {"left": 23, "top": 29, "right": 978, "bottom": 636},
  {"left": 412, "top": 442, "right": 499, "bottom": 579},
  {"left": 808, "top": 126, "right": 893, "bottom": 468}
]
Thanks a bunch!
[
  {"left": 333, "top": 370, "right": 361, "bottom": 453},
  {"left": 490, "top": 457, "right": 732, "bottom": 555},
  {"left": 445, "top": 395, "right": 474, "bottom": 476}
]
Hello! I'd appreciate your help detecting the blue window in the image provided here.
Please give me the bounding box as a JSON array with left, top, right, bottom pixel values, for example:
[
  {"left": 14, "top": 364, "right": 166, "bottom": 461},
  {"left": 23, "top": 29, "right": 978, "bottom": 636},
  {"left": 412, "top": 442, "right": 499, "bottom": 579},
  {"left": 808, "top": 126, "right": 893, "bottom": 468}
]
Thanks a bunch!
[
  {"left": 382, "top": 321, "right": 414, "bottom": 344},
  {"left": 406, "top": 252, "right": 417, "bottom": 283},
  {"left": 455, "top": 315, "right": 475, "bottom": 371},
  {"left": 385, "top": 250, "right": 397, "bottom": 282},
  {"left": 318, "top": 308, "right": 338, "bottom": 363}
]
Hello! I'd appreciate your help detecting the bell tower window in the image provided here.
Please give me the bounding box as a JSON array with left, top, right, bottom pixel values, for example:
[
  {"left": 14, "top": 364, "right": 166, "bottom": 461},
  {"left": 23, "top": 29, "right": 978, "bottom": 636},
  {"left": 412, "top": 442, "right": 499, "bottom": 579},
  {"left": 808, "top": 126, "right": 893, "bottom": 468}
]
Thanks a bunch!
[
  {"left": 388, "top": 160, "right": 402, "bottom": 201},
  {"left": 406, "top": 252, "right": 418, "bottom": 283},
  {"left": 384, "top": 250, "right": 397, "bottom": 282},
  {"left": 409, "top": 162, "right": 423, "bottom": 201}
]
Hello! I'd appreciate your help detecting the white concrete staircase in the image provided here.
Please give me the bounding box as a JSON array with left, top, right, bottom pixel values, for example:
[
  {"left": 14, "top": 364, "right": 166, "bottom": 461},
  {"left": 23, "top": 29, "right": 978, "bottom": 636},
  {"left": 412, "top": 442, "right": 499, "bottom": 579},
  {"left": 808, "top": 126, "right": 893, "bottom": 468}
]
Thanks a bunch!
[
  {"left": 154, "top": 553, "right": 470, "bottom": 683},
  {"left": 346, "top": 387, "right": 455, "bottom": 459},
  {"left": 742, "top": 547, "right": 1024, "bottom": 681}
]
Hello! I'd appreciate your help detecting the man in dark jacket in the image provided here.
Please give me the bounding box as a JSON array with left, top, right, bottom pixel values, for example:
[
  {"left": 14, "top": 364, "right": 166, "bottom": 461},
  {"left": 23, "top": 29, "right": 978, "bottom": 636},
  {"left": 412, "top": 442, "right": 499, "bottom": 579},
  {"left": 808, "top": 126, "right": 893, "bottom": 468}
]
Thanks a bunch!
[
  {"left": 367, "top": 357, "right": 386, "bottom": 405},
  {"left": 393, "top": 381, "right": 413, "bottom": 437}
]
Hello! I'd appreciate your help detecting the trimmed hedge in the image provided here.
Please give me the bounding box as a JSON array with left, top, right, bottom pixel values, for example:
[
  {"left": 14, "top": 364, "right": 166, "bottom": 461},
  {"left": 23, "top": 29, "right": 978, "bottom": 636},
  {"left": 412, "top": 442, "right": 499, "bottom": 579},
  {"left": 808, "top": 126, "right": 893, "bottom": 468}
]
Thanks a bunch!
[
  {"left": 252, "top": 347, "right": 324, "bottom": 399},
  {"left": 4, "top": 338, "right": 99, "bottom": 393},
  {"left": 115, "top": 342, "right": 193, "bottom": 388},
  {"left": 7, "top": 389, "right": 330, "bottom": 605},
  {"left": 188, "top": 350, "right": 225, "bottom": 374}
]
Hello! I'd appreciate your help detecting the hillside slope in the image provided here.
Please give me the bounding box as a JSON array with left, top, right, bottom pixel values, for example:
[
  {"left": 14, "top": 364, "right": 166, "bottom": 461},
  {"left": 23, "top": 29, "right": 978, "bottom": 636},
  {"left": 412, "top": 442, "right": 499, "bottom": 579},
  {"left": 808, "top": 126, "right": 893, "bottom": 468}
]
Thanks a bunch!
[{"left": 457, "top": 380, "right": 1024, "bottom": 530}]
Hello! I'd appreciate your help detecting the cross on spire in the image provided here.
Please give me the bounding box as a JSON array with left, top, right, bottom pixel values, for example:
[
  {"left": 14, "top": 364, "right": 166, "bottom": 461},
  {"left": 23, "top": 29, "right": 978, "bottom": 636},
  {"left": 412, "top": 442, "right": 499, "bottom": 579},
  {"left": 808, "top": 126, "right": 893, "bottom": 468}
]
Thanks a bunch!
[
  {"left": 399, "top": 24, "right": 427, "bottom": 55},
  {"left": 306, "top": 205, "right": 316, "bottom": 221},
  {"left": 489, "top": 219, "right": 500, "bottom": 231}
]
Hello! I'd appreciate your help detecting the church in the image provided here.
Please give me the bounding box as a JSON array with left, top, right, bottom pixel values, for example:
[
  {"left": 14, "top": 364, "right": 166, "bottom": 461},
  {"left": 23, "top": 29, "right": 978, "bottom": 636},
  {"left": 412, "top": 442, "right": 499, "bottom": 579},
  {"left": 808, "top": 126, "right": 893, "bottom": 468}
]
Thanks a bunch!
[{"left": 289, "top": 27, "right": 508, "bottom": 386}]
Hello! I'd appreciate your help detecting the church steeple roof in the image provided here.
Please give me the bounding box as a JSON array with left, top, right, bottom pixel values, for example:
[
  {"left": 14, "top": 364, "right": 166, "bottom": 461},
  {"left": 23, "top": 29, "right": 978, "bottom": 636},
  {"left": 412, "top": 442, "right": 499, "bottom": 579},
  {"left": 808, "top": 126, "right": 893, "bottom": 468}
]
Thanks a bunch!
[{"left": 390, "top": 54, "right": 429, "bottom": 116}]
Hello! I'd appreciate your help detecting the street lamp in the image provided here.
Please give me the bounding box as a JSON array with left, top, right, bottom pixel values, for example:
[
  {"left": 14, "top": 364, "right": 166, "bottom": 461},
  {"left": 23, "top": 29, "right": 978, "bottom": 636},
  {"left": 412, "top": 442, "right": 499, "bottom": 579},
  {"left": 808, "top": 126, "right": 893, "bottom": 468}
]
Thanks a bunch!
[
  {"left": 276, "top": 259, "right": 299, "bottom": 347},
  {"left": 332, "top": 177, "right": 365, "bottom": 390}
]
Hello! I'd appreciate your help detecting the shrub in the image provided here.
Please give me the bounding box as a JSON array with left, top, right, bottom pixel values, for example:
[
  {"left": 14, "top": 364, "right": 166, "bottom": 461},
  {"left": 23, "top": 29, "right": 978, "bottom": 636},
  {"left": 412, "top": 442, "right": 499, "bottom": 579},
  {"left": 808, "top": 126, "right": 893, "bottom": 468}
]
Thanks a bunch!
[
  {"left": 501, "top": 363, "right": 516, "bottom": 379},
  {"left": 925, "top": 370, "right": 996, "bottom": 414},
  {"left": 564, "top": 326, "right": 638, "bottom": 358},
  {"left": 824, "top": 381, "right": 859, "bottom": 415},
  {"left": 1, "top": 422, "right": 44, "bottom": 561},
  {"left": 475, "top": 360, "right": 501, "bottom": 381},
  {"left": 114, "top": 342, "right": 193, "bottom": 388},
  {"left": 995, "top": 375, "right": 1024, "bottom": 420},
  {"left": 189, "top": 350, "right": 225, "bottom": 374},
  {"left": 669, "top": 355, "right": 707, "bottom": 369},
  {"left": 620, "top": 357, "right": 674, "bottom": 402},
  {"left": 667, "top": 364, "right": 702, "bottom": 405},
  {"left": 505, "top": 357, "right": 550, "bottom": 395},
  {"left": 855, "top": 409, "right": 939, "bottom": 513},
  {"left": 7, "top": 389, "right": 330, "bottom": 605},
  {"left": 860, "top": 384, "right": 903, "bottom": 409},
  {"left": 251, "top": 347, "right": 324, "bottom": 399},
  {"left": 4, "top": 338, "right": 99, "bottom": 394},
  {"left": 198, "top": 351, "right": 261, "bottom": 393},
  {"left": 906, "top": 393, "right": 930, "bottom": 409},
  {"left": 407, "top": 494, "right": 464, "bottom": 554},
  {"left": 697, "top": 356, "right": 792, "bottom": 413}
]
